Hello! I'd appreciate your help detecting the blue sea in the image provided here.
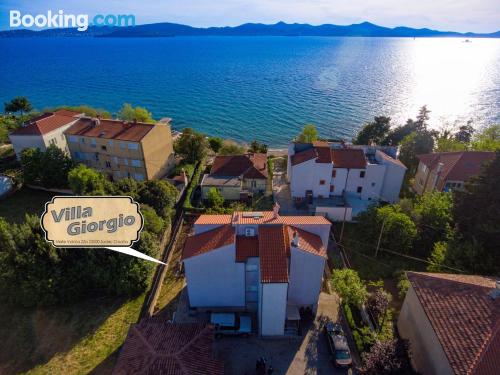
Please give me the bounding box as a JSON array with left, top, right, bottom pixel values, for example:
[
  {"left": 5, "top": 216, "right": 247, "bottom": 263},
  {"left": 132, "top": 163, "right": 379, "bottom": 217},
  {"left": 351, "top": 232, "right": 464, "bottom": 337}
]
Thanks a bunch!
[{"left": 1, "top": 37, "right": 499, "bottom": 146}]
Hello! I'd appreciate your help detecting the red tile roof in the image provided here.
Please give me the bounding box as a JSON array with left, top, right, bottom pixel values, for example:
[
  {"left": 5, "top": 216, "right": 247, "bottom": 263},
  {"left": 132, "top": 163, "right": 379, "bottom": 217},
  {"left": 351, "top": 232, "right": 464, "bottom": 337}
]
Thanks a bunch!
[
  {"left": 10, "top": 110, "right": 80, "bottom": 136},
  {"left": 331, "top": 148, "right": 367, "bottom": 169},
  {"left": 182, "top": 225, "right": 235, "bottom": 260},
  {"left": 407, "top": 272, "right": 500, "bottom": 375},
  {"left": 259, "top": 226, "right": 290, "bottom": 283},
  {"left": 287, "top": 226, "right": 327, "bottom": 258},
  {"left": 210, "top": 153, "right": 268, "bottom": 179},
  {"left": 113, "top": 321, "right": 224, "bottom": 375},
  {"left": 194, "top": 215, "right": 232, "bottom": 225},
  {"left": 235, "top": 235, "right": 259, "bottom": 262},
  {"left": 291, "top": 147, "right": 317, "bottom": 166},
  {"left": 65, "top": 117, "right": 156, "bottom": 142},
  {"left": 417, "top": 152, "right": 495, "bottom": 189},
  {"left": 229, "top": 211, "right": 331, "bottom": 225}
]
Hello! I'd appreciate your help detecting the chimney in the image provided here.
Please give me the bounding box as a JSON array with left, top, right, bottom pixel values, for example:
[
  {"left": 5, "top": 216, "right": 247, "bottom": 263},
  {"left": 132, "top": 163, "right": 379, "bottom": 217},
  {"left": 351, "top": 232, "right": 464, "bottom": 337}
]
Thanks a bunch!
[
  {"left": 291, "top": 231, "right": 299, "bottom": 247},
  {"left": 489, "top": 281, "right": 500, "bottom": 300}
]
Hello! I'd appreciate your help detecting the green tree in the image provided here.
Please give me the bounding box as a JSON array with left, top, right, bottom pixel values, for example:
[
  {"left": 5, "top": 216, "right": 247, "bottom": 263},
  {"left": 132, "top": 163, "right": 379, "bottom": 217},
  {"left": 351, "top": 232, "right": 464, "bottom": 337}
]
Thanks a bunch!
[
  {"left": 331, "top": 269, "right": 368, "bottom": 306},
  {"left": 353, "top": 116, "right": 391, "bottom": 145},
  {"left": 412, "top": 192, "right": 453, "bottom": 258},
  {"left": 20, "top": 145, "right": 74, "bottom": 188},
  {"left": 450, "top": 151, "right": 500, "bottom": 274},
  {"left": 140, "top": 204, "right": 165, "bottom": 235},
  {"left": 208, "top": 137, "right": 223, "bottom": 153},
  {"left": 297, "top": 124, "right": 318, "bottom": 143},
  {"left": 248, "top": 140, "right": 268, "bottom": 153},
  {"left": 68, "top": 164, "right": 108, "bottom": 195},
  {"left": 206, "top": 187, "right": 224, "bottom": 208},
  {"left": 4, "top": 96, "right": 33, "bottom": 115},
  {"left": 427, "top": 241, "right": 448, "bottom": 272},
  {"left": 118, "top": 103, "right": 154, "bottom": 123},
  {"left": 219, "top": 140, "right": 246, "bottom": 155},
  {"left": 113, "top": 177, "right": 140, "bottom": 199},
  {"left": 471, "top": 124, "right": 500, "bottom": 151},
  {"left": 52, "top": 105, "right": 111, "bottom": 119},
  {"left": 398, "top": 131, "right": 435, "bottom": 175},
  {"left": 415, "top": 105, "right": 431, "bottom": 131},
  {"left": 137, "top": 180, "right": 178, "bottom": 218},
  {"left": 174, "top": 128, "right": 208, "bottom": 163},
  {"left": 455, "top": 121, "right": 475, "bottom": 143}
]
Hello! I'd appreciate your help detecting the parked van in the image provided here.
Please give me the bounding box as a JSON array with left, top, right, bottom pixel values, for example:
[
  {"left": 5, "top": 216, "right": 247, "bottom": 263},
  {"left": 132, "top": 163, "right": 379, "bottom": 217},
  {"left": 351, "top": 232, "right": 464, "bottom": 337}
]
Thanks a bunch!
[{"left": 210, "top": 313, "right": 252, "bottom": 338}]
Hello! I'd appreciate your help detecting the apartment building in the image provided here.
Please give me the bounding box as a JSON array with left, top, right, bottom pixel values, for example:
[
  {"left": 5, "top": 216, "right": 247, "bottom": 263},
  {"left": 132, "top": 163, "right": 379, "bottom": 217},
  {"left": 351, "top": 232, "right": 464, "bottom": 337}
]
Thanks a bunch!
[
  {"left": 9, "top": 109, "right": 83, "bottom": 158},
  {"left": 182, "top": 208, "right": 331, "bottom": 336},
  {"left": 65, "top": 117, "right": 175, "bottom": 181},
  {"left": 413, "top": 151, "right": 495, "bottom": 195},
  {"left": 287, "top": 141, "right": 406, "bottom": 209}
]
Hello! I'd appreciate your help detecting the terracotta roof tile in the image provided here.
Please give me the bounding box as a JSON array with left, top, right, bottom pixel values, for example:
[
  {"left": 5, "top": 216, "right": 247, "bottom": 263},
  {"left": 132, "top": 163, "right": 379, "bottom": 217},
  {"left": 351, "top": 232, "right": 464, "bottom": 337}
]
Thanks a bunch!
[
  {"left": 229, "top": 211, "right": 331, "bottom": 225},
  {"left": 291, "top": 148, "right": 317, "bottom": 166},
  {"left": 10, "top": 110, "right": 80, "bottom": 136},
  {"left": 113, "top": 321, "right": 223, "bottom": 375},
  {"left": 194, "top": 215, "right": 232, "bottom": 225},
  {"left": 407, "top": 272, "right": 500, "bottom": 375},
  {"left": 65, "top": 118, "right": 157, "bottom": 142},
  {"left": 331, "top": 149, "right": 367, "bottom": 169},
  {"left": 235, "top": 235, "right": 259, "bottom": 261},
  {"left": 259, "top": 226, "right": 289, "bottom": 283},
  {"left": 287, "top": 226, "right": 326, "bottom": 257},
  {"left": 182, "top": 225, "right": 235, "bottom": 260},
  {"left": 315, "top": 145, "right": 332, "bottom": 163},
  {"left": 210, "top": 153, "right": 268, "bottom": 179},
  {"left": 417, "top": 152, "right": 495, "bottom": 189}
]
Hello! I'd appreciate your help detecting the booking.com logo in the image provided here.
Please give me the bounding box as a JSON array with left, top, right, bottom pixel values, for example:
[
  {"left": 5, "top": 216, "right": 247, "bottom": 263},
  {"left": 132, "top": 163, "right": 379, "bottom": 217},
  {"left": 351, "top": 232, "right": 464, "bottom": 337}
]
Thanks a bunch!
[{"left": 9, "top": 10, "right": 135, "bottom": 31}]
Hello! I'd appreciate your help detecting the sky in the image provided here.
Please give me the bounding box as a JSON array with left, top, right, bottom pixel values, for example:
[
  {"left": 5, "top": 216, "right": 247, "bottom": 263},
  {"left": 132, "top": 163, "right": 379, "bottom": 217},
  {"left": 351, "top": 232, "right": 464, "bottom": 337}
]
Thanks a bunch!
[{"left": 0, "top": 0, "right": 498, "bottom": 33}]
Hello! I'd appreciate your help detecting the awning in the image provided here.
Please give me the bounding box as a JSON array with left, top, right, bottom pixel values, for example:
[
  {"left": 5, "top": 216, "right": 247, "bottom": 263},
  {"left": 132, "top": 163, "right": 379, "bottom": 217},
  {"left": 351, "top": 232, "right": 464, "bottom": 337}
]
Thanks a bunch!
[{"left": 286, "top": 304, "right": 301, "bottom": 320}]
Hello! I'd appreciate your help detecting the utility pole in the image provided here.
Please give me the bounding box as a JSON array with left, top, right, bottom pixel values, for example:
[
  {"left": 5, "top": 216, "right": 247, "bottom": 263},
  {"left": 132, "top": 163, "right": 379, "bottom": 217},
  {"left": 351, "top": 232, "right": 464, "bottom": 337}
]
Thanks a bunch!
[{"left": 374, "top": 217, "right": 387, "bottom": 257}]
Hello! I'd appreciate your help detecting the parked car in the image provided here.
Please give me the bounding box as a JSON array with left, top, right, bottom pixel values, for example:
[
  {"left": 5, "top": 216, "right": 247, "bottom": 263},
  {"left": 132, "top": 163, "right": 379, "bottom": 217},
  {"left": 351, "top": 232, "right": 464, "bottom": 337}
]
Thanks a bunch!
[
  {"left": 210, "top": 312, "right": 252, "bottom": 338},
  {"left": 324, "top": 321, "right": 352, "bottom": 368}
]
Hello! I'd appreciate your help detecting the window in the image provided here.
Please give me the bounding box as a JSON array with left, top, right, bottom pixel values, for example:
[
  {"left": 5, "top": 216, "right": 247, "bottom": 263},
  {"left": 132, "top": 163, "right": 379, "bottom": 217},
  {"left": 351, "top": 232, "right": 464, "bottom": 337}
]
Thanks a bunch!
[
  {"left": 134, "top": 173, "right": 145, "bottom": 181},
  {"left": 360, "top": 171, "right": 365, "bottom": 178},
  {"left": 131, "top": 159, "right": 141, "bottom": 167},
  {"left": 101, "top": 145, "right": 107, "bottom": 151},
  {"left": 120, "top": 142, "right": 126, "bottom": 150},
  {"left": 128, "top": 143, "right": 139, "bottom": 150},
  {"left": 90, "top": 139, "right": 97, "bottom": 148},
  {"left": 105, "top": 161, "right": 111, "bottom": 168},
  {"left": 69, "top": 135, "right": 78, "bottom": 143},
  {"left": 357, "top": 186, "right": 363, "bottom": 193},
  {"left": 330, "top": 185, "right": 334, "bottom": 192},
  {"left": 371, "top": 182, "right": 376, "bottom": 187},
  {"left": 123, "top": 158, "right": 128, "bottom": 166},
  {"left": 74, "top": 152, "right": 82, "bottom": 160},
  {"left": 108, "top": 140, "right": 114, "bottom": 148},
  {"left": 245, "top": 227, "right": 255, "bottom": 237},
  {"left": 251, "top": 180, "right": 257, "bottom": 188},
  {"left": 113, "top": 156, "right": 118, "bottom": 164},
  {"left": 94, "top": 153, "right": 99, "bottom": 161},
  {"left": 319, "top": 180, "right": 325, "bottom": 185},
  {"left": 80, "top": 137, "right": 85, "bottom": 144},
  {"left": 332, "top": 169, "right": 337, "bottom": 178}
]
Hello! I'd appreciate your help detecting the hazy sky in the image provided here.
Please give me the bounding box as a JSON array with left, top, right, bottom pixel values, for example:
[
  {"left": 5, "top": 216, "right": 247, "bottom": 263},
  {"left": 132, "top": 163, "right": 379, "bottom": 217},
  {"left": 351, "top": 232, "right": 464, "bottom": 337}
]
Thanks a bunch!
[{"left": 1, "top": 0, "right": 498, "bottom": 32}]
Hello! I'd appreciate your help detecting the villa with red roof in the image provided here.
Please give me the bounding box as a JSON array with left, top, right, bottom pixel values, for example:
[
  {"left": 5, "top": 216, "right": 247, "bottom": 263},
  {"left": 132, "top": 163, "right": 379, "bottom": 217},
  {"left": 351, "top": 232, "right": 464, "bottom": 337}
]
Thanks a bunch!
[
  {"left": 8, "top": 109, "right": 83, "bottom": 158},
  {"left": 398, "top": 272, "right": 500, "bottom": 375},
  {"left": 200, "top": 153, "right": 269, "bottom": 201},
  {"left": 286, "top": 141, "right": 406, "bottom": 219},
  {"left": 413, "top": 151, "right": 495, "bottom": 195},
  {"left": 182, "top": 208, "right": 331, "bottom": 336}
]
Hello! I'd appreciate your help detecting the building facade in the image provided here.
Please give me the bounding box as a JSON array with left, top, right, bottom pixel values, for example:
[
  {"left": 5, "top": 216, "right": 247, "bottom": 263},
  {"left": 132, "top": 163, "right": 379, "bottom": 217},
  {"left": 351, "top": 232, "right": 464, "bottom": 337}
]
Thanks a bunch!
[
  {"left": 182, "top": 209, "right": 331, "bottom": 336},
  {"left": 200, "top": 153, "right": 269, "bottom": 201},
  {"left": 9, "top": 109, "right": 83, "bottom": 158},
  {"left": 287, "top": 141, "right": 406, "bottom": 204},
  {"left": 413, "top": 151, "right": 495, "bottom": 195},
  {"left": 65, "top": 117, "right": 175, "bottom": 181}
]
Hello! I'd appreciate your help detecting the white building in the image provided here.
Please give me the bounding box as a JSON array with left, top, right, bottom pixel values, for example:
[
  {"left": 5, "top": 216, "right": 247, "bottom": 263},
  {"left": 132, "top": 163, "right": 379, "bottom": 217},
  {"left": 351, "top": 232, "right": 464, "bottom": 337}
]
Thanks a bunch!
[
  {"left": 182, "top": 209, "right": 331, "bottom": 336},
  {"left": 287, "top": 141, "right": 406, "bottom": 218},
  {"left": 9, "top": 109, "right": 83, "bottom": 159}
]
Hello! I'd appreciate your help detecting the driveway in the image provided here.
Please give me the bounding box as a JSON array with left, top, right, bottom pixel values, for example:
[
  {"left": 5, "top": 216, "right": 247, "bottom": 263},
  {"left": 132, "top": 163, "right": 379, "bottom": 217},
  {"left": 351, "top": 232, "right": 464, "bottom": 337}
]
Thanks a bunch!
[{"left": 215, "top": 293, "right": 352, "bottom": 375}]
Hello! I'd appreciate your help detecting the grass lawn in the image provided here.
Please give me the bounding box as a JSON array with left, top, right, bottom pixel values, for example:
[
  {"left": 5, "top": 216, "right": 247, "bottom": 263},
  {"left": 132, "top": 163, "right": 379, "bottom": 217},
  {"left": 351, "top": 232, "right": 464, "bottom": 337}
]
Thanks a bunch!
[
  {"left": 0, "top": 294, "right": 145, "bottom": 375},
  {"left": 0, "top": 187, "right": 57, "bottom": 223}
]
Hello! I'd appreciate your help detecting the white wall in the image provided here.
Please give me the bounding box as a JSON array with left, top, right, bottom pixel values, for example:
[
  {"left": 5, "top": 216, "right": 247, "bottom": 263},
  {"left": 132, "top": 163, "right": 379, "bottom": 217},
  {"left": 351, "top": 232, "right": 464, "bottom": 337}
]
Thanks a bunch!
[
  {"left": 290, "top": 223, "right": 330, "bottom": 248},
  {"left": 377, "top": 151, "right": 406, "bottom": 203},
  {"left": 398, "top": 286, "right": 454, "bottom": 375},
  {"left": 345, "top": 168, "right": 366, "bottom": 196},
  {"left": 260, "top": 283, "right": 288, "bottom": 336},
  {"left": 330, "top": 168, "right": 348, "bottom": 196},
  {"left": 288, "top": 247, "right": 325, "bottom": 306},
  {"left": 361, "top": 164, "right": 385, "bottom": 200},
  {"left": 290, "top": 159, "right": 333, "bottom": 198},
  {"left": 315, "top": 206, "right": 352, "bottom": 222},
  {"left": 9, "top": 134, "right": 46, "bottom": 159},
  {"left": 184, "top": 244, "right": 245, "bottom": 307}
]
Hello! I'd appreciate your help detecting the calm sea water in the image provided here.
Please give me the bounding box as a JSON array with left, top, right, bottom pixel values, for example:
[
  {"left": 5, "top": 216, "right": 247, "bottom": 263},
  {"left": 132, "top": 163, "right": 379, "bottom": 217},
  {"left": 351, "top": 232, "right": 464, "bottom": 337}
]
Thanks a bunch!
[{"left": 1, "top": 37, "right": 499, "bottom": 146}]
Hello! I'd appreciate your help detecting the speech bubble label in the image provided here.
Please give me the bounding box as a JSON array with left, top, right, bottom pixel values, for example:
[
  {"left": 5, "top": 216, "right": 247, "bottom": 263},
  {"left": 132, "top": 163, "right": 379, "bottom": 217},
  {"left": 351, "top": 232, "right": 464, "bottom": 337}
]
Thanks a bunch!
[{"left": 105, "top": 247, "right": 166, "bottom": 265}]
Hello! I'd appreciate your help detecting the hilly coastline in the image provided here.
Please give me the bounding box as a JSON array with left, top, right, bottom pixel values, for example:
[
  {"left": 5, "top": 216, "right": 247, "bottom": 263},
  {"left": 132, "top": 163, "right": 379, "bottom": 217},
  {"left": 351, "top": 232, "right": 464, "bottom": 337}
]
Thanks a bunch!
[{"left": 1, "top": 21, "right": 499, "bottom": 38}]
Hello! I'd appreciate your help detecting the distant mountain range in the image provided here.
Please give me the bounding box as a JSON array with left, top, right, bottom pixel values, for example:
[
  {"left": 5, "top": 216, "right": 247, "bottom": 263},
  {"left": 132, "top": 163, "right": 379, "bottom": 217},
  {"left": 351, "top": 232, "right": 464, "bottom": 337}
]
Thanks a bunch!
[{"left": 1, "top": 21, "right": 499, "bottom": 38}]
